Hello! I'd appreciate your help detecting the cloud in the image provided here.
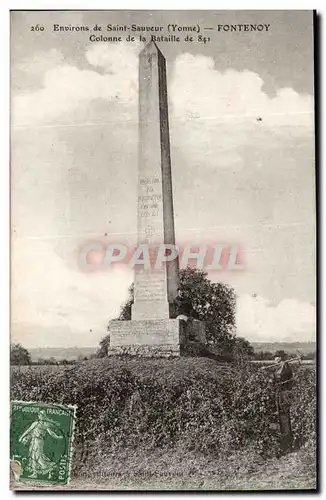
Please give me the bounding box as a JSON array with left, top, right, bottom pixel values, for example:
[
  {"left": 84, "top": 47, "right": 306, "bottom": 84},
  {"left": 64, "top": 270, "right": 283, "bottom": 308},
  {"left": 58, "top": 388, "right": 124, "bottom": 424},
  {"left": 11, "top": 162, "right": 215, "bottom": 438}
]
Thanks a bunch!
[
  {"left": 16, "top": 49, "right": 64, "bottom": 78},
  {"left": 85, "top": 42, "right": 141, "bottom": 73},
  {"left": 12, "top": 43, "right": 140, "bottom": 127},
  {"left": 169, "top": 53, "right": 314, "bottom": 174},
  {"left": 170, "top": 53, "right": 314, "bottom": 131},
  {"left": 13, "top": 45, "right": 314, "bottom": 134},
  {"left": 236, "top": 294, "right": 316, "bottom": 342},
  {"left": 11, "top": 240, "right": 133, "bottom": 347}
]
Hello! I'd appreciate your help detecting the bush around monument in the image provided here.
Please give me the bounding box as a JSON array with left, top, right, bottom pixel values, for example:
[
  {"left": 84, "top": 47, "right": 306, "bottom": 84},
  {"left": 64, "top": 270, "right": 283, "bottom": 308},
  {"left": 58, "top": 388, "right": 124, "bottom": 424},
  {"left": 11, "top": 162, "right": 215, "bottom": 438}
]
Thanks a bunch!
[{"left": 11, "top": 357, "right": 315, "bottom": 475}]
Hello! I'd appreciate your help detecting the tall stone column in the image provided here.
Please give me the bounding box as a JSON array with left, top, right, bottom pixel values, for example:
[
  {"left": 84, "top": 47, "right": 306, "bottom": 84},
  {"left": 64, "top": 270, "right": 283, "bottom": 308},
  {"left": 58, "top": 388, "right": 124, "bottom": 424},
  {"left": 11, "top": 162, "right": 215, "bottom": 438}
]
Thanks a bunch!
[{"left": 132, "top": 41, "right": 179, "bottom": 321}]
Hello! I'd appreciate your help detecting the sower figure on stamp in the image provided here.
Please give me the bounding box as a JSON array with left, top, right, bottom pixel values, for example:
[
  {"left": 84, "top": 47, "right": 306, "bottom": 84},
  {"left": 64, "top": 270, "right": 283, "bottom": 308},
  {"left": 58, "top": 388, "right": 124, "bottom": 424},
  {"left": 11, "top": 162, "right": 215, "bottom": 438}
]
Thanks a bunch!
[{"left": 18, "top": 410, "right": 63, "bottom": 479}]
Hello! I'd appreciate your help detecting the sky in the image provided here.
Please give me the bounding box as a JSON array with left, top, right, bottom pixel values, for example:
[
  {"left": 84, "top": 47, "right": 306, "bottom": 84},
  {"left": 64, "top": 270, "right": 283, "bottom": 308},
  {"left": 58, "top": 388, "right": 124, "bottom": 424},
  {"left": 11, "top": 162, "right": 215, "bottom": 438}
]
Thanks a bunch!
[{"left": 11, "top": 10, "right": 316, "bottom": 347}]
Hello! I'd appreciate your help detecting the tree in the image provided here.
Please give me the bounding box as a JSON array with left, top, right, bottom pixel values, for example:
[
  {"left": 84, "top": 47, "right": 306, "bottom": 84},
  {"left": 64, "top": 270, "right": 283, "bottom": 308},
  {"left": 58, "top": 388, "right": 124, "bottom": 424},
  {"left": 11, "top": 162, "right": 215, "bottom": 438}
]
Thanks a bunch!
[
  {"left": 232, "top": 336, "right": 255, "bottom": 363},
  {"left": 99, "top": 267, "right": 246, "bottom": 358},
  {"left": 10, "top": 343, "right": 31, "bottom": 365},
  {"left": 97, "top": 333, "right": 110, "bottom": 358},
  {"left": 173, "top": 268, "right": 236, "bottom": 350},
  {"left": 254, "top": 350, "right": 274, "bottom": 361},
  {"left": 118, "top": 283, "right": 134, "bottom": 321}
]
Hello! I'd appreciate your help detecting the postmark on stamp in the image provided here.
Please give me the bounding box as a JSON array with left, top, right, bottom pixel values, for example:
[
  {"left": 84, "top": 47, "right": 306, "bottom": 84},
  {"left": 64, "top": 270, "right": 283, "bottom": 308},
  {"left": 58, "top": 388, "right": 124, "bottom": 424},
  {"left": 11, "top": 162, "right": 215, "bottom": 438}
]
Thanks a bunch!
[{"left": 10, "top": 401, "right": 76, "bottom": 486}]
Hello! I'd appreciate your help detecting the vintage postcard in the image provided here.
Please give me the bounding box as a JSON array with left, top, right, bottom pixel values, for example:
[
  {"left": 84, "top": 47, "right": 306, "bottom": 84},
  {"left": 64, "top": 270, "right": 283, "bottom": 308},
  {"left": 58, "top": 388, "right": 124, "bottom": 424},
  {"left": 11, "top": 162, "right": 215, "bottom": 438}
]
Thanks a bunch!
[{"left": 11, "top": 10, "right": 316, "bottom": 491}]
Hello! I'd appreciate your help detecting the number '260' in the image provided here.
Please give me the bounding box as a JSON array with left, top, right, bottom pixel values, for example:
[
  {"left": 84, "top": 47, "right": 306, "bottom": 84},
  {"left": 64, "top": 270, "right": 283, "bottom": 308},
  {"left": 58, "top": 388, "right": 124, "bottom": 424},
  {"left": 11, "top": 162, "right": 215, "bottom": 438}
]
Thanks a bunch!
[{"left": 30, "top": 25, "right": 45, "bottom": 32}]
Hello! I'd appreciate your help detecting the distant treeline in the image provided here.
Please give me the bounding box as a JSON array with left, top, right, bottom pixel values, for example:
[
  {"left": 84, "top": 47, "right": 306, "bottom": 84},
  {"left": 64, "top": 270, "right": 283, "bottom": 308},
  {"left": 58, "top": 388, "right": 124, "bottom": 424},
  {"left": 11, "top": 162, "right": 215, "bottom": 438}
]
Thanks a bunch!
[
  {"left": 31, "top": 354, "right": 98, "bottom": 365},
  {"left": 253, "top": 350, "right": 316, "bottom": 361},
  {"left": 13, "top": 349, "right": 317, "bottom": 366},
  {"left": 27, "top": 351, "right": 317, "bottom": 365}
]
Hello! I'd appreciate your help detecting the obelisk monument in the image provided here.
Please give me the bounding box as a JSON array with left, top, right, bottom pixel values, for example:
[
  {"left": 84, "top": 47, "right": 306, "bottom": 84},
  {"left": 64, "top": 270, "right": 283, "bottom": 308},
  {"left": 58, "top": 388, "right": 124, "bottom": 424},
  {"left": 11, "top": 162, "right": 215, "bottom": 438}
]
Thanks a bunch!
[
  {"left": 109, "top": 41, "right": 205, "bottom": 356},
  {"left": 132, "top": 41, "right": 179, "bottom": 320}
]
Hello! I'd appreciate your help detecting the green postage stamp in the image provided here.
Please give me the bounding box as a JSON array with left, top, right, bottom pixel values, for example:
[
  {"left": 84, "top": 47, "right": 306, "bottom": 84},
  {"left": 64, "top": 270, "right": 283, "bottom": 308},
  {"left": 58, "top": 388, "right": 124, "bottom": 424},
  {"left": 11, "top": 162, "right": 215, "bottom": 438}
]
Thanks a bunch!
[{"left": 10, "top": 401, "right": 76, "bottom": 486}]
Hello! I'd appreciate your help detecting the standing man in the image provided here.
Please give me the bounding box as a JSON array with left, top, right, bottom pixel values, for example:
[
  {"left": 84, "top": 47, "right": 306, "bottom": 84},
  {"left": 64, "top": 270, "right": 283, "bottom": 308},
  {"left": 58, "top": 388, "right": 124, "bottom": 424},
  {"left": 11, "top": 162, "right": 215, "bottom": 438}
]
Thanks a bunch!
[{"left": 268, "top": 351, "right": 295, "bottom": 454}]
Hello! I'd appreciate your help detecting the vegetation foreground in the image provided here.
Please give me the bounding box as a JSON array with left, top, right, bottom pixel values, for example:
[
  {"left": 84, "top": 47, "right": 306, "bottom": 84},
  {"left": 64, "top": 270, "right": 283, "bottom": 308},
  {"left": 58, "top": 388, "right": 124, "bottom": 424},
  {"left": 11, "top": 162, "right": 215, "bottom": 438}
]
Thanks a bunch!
[{"left": 11, "top": 357, "right": 316, "bottom": 490}]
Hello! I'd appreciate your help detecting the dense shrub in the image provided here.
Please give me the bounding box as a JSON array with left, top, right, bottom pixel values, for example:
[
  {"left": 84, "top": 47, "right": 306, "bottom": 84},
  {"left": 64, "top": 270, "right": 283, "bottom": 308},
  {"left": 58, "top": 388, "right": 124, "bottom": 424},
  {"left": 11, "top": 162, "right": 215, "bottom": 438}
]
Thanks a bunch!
[
  {"left": 10, "top": 343, "right": 31, "bottom": 365},
  {"left": 11, "top": 358, "right": 315, "bottom": 473}
]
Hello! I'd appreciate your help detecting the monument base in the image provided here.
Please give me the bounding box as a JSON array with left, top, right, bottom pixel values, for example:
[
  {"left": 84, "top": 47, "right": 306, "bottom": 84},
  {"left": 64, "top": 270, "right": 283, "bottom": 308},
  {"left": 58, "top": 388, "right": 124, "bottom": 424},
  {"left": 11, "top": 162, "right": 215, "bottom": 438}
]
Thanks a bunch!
[
  {"left": 108, "top": 318, "right": 205, "bottom": 358},
  {"left": 108, "top": 344, "right": 181, "bottom": 358}
]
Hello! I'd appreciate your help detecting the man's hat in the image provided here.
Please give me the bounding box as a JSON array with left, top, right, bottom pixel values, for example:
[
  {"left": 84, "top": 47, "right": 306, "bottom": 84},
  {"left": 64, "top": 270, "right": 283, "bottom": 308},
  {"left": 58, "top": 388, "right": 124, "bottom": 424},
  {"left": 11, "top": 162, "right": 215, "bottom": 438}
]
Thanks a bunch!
[{"left": 274, "top": 350, "right": 287, "bottom": 360}]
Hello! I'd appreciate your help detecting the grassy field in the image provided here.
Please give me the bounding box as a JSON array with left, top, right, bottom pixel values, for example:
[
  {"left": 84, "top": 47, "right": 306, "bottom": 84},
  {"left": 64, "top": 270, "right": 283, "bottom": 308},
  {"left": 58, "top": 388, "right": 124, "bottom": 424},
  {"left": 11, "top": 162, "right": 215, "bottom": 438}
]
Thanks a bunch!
[
  {"left": 12, "top": 445, "right": 316, "bottom": 491},
  {"left": 251, "top": 360, "right": 315, "bottom": 366},
  {"left": 11, "top": 365, "right": 65, "bottom": 373}
]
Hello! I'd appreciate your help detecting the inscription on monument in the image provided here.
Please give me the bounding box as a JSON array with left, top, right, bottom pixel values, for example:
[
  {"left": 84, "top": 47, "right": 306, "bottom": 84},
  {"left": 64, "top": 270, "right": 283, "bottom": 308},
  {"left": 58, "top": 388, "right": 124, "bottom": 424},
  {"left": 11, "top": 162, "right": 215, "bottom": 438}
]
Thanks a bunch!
[
  {"left": 110, "top": 319, "right": 181, "bottom": 346},
  {"left": 135, "top": 271, "right": 166, "bottom": 301},
  {"left": 138, "top": 177, "right": 162, "bottom": 219}
]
